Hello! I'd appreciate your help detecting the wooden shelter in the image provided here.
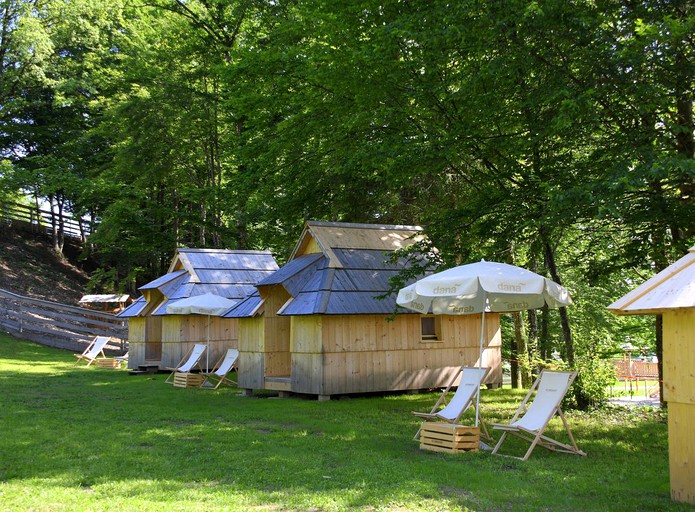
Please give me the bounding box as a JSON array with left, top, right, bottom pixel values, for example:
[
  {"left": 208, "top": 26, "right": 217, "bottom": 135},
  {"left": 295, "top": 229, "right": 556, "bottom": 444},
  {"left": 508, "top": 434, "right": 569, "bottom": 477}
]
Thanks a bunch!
[
  {"left": 79, "top": 294, "right": 131, "bottom": 314},
  {"left": 608, "top": 245, "right": 695, "bottom": 505},
  {"left": 119, "top": 248, "right": 278, "bottom": 370},
  {"left": 225, "top": 221, "right": 502, "bottom": 400}
]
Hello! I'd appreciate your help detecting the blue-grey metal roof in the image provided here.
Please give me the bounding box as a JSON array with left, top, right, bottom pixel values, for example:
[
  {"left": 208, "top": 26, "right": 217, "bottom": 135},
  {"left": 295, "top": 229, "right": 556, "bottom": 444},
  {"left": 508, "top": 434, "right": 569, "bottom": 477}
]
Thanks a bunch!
[
  {"left": 257, "top": 248, "right": 423, "bottom": 316},
  {"left": 222, "top": 292, "right": 264, "bottom": 318},
  {"left": 139, "top": 270, "right": 187, "bottom": 291},
  {"left": 179, "top": 249, "right": 279, "bottom": 271},
  {"left": 117, "top": 297, "right": 147, "bottom": 318},
  {"left": 256, "top": 253, "right": 324, "bottom": 287},
  {"left": 130, "top": 249, "right": 279, "bottom": 317},
  {"left": 195, "top": 269, "right": 276, "bottom": 285},
  {"left": 330, "top": 248, "right": 404, "bottom": 270}
]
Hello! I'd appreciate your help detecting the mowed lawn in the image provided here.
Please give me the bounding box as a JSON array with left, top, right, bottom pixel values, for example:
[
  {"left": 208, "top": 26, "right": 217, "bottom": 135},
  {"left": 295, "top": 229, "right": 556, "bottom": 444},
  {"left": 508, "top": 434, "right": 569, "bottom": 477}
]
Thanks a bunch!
[{"left": 0, "top": 334, "right": 689, "bottom": 512}]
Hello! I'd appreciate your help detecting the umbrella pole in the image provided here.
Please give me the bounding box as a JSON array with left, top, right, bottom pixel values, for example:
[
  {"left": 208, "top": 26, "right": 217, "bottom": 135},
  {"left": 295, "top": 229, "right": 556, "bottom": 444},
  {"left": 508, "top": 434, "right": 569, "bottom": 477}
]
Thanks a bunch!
[
  {"left": 206, "top": 315, "right": 210, "bottom": 371},
  {"left": 475, "top": 295, "right": 487, "bottom": 427}
]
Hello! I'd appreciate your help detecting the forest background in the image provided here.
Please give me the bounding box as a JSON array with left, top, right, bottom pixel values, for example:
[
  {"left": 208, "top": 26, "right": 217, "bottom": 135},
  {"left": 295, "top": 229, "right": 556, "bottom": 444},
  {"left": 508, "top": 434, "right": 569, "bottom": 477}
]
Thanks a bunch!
[{"left": 0, "top": 0, "right": 693, "bottom": 404}]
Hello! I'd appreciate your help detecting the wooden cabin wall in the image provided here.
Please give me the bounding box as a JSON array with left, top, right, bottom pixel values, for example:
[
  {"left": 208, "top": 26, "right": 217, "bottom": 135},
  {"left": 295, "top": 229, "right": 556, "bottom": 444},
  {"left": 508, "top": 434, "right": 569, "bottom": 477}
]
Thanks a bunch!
[
  {"left": 158, "top": 315, "right": 239, "bottom": 370},
  {"left": 290, "top": 313, "right": 501, "bottom": 396},
  {"left": 238, "top": 317, "right": 265, "bottom": 389},
  {"left": 125, "top": 317, "right": 145, "bottom": 369},
  {"left": 144, "top": 316, "right": 163, "bottom": 363},
  {"left": 258, "top": 286, "right": 292, "bottom": 378},
  {"left": 663, "top": 309, "right": 695, "bottom": 504}
]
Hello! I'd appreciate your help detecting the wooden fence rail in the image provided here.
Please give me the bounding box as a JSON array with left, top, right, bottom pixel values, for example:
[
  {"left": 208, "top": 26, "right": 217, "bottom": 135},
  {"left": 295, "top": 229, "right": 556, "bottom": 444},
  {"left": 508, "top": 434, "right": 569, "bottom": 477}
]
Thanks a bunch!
[
  {"left": 0, "top": 288, "right": 127, "bottom": 353},
  {"left": 1, "top": 201, "right": 91, "bottom": 241}
]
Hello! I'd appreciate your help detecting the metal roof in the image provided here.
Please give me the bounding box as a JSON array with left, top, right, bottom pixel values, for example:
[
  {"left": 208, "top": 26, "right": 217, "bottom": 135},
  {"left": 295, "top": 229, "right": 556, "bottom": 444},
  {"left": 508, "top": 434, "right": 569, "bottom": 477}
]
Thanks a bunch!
[
  {"left": 226, "top": 223, "right": 430, "bottom": 317},
  {"left": 259, "top": 249, "right": 424, "bottom": 316},
  {"left": 290, "top": 221, "right": 425, "bottom": 268},
  {"left": 130, "top": 249, "right": 279, "bottom": 317},
  {"left": 117, "top": 297, "right": 146, "bottom": 318},
  {"left": 223, "top": 293, "right": 264, "bottom": 318},
  {"left": 139, "top": 270, "right": 187, "bottom": 290}
]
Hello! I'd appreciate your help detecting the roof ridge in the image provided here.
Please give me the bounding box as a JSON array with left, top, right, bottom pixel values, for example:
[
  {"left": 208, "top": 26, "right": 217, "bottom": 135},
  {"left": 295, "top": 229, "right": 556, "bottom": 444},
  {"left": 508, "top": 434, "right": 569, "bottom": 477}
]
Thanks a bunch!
[
  {"left": 176, "top": 248, "right": 273, "bottom": 254},
  {"left": 306, "top": 220, "right": 423, "bottom": 231}
]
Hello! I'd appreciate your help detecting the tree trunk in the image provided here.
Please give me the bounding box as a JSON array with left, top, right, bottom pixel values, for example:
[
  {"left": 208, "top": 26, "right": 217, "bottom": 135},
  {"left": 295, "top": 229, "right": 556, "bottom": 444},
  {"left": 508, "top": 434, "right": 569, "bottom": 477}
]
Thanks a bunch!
[{"left": 543, "top": 237, "right": 573, "bottom": 366}]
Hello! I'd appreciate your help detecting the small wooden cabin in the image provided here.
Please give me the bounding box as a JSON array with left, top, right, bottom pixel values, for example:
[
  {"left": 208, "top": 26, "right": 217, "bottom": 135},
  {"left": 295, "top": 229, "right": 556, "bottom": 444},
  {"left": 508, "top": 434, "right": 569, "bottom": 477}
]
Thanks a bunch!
[
  {"left": 225, "top": 221, "right": 502, "bottom": 400},
  {"left": 119, "top": 248, "right": 278, "bottom": 370},
  {"left": 609, "top": 245, "right": 695, "bottom": 505}
]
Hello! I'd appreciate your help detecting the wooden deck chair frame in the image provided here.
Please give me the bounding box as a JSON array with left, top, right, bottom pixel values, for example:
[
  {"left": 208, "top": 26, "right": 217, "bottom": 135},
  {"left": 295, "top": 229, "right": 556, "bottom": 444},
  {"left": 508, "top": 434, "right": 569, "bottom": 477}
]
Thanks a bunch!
[
  {"left": 412, "top": 366, "right": 491, "bottom": 441},
  {"left": 490, "top": 370, "right": 587, "bottom": 461},
  {"left": 74, "top": 336, "right": 110, "bottom": 366},
  {"left": 201, "top": 348, "right": 239, "bottom": 389},
  {"left": 164, "top": 343, "right": 207, "bottom": 384}
]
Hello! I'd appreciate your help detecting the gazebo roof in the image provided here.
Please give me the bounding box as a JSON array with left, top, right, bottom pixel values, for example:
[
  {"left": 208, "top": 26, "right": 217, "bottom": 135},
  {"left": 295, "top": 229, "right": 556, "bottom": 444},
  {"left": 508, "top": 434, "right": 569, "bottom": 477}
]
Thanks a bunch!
[{"left": 608, "top": 245, "right": 695, "bottom": 315}]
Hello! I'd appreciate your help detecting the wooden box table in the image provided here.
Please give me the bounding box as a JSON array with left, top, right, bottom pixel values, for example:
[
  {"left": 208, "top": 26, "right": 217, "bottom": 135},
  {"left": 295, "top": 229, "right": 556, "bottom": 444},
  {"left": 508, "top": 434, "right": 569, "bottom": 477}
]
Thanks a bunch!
[
  {"left": 419, "top": 422, "right": 480, "bottom": 454},
  {"left": 94, "top": 358, "right": 121, "bottom": 369},
  {"left": 173, "top": 372, "right": 204, "bottom": 388}
]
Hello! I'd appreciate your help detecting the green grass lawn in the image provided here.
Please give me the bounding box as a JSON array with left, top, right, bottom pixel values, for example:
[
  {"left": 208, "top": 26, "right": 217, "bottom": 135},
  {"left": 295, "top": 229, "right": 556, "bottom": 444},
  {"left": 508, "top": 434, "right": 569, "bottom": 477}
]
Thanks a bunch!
[{"left": 0, "top": 334, "right": 690, "bottom": 512}]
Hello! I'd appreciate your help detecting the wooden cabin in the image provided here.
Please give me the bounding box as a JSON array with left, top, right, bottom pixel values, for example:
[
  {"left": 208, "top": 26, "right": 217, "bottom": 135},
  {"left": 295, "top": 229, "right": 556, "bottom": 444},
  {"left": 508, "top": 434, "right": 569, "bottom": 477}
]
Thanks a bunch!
[
  {"left": 225, "top": 221, "right": 502, "bottom": 400},
  {"left": 608, "top": 245, "right": 695, "bottom": 505},
  {"left": 118, "top": 248, "right": 279, "bottom": 370}
]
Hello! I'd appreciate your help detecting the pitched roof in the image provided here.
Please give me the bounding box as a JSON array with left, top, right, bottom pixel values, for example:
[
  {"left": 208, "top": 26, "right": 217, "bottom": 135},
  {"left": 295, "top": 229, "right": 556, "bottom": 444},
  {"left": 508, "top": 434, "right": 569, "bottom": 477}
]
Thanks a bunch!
[
  {"left": 226, "top": 222, "right": 429, "bottom": 317},
  {"left": 290, "top": 221, "right": 425, "bottom": 268},
  {"left": 608, "top": 246, "right": 695, "bottom": 315},
  {"left": 119, "top": 248, "right": 279, "bottom": 317}
]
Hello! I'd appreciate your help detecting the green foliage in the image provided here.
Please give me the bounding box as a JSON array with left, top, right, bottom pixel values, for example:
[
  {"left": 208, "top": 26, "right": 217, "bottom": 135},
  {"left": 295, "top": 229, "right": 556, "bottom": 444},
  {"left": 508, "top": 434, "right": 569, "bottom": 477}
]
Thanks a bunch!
[
  {"left": 572, "top": 350, "right": 618, "bottom": 411},
  {"left": 0, "top": 1, "right": 693, "bottom": 375}
]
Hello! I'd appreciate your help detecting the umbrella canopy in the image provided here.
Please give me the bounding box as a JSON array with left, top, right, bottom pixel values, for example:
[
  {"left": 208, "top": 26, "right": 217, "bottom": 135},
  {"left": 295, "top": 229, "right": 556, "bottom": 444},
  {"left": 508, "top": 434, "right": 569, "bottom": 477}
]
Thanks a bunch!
[
  {"left": 165, "top": 293, "right": 237, "bottom": 316},
  {"left": 397, "top": 260, "right": 572, "bottom": 431},
  {"left": 396, "top": 260, "right": 571, "bottom": 315},
  {"left": 166, "top": 293, "right": 238, "bottom": 371}
]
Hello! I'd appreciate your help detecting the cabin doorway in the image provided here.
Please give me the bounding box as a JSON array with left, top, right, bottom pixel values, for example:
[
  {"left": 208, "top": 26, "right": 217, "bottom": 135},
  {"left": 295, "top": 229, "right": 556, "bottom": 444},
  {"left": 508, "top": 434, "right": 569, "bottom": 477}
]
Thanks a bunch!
[
  {"left": 260, "top": 286, "right": 292, "bottom": 386},
  {"left": 144, "top": 317, "right": 162, "bottom": 361}
]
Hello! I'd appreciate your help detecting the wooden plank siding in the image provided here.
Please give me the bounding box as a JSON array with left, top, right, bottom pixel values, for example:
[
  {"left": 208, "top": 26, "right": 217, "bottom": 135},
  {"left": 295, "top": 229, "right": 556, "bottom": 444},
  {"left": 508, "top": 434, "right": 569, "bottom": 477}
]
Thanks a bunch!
[
  {"left": 287, "top": 313, "right": 501, "bottom": 397},
  {"left": 663, "top": 309, "right": 695, "bottom": 504},
  {"left": 127, "top": 315, "right": 238, "bottom": 370},
  {"left": 257, "top": 285, "right": 292, "bottom": 378}
]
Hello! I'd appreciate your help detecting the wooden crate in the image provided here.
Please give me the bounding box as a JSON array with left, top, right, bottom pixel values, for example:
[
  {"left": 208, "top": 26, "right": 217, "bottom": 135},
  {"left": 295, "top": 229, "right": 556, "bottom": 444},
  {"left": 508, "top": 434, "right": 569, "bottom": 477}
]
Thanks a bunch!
[
  {"left": 419, "top": 422, "right": 480, "bottom": 454},
  {"left": 173, "top": 372, "right": 204, "bottom": 388},
  {"left": 94, "top": 358, "right": 121, "bottom": 369}
]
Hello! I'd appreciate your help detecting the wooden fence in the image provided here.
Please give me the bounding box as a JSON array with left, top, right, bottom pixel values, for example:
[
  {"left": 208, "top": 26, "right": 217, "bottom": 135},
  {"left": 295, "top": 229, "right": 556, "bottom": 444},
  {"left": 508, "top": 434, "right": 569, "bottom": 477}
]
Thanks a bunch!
[
  {"left": 1, "top": 201, "right": 91, "bottom": 241},
  {"left": 612, "top": 359, "right": 660, "bottom": 398},
  {"left": 0, "top": 288, "right": 127, "bottom": 353}
]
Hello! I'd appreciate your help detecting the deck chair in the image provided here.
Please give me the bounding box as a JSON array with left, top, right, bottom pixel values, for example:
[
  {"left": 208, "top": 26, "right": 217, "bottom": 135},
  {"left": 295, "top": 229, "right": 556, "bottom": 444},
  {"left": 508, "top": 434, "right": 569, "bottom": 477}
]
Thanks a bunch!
[
  {"left": 490, "top": 370, "right": 587, "bottom": 461},
  {"left": 164, "top": 343, "right": 207, "bottom": 384},
  {"left": 201, "top": 348, "right": 239, "bottom": 389},
  {"left": 412, "top": 366, "right": 490, "bottom": 441},
  {"left": 114, "top": 352, "right": 129, "bottom": 367},
  {"left": 74, "top": 336, "right": 110, "bottom": 366}
]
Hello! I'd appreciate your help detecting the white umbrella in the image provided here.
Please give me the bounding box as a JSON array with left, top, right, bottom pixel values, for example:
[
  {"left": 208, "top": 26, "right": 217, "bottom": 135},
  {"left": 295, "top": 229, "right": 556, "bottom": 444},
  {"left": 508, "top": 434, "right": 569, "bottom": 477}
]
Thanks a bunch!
[
  {"left": 397, "top": 260, "right": 572, "bottom": 426},
  {"left": 166, "top": 293, "right": 237, "bottom": 370}
]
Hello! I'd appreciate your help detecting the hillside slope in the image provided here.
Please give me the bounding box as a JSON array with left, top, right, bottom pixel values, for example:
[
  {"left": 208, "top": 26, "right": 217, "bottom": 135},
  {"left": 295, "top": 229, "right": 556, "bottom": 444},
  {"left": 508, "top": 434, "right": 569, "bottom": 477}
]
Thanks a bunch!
[{"left": 0, "top": 225, "right": 90, "bottom": 305}]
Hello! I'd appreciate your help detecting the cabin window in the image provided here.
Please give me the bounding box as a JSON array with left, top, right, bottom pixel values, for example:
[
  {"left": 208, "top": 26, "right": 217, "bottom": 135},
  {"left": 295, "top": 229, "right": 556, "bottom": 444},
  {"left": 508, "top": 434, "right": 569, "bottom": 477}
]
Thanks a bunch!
[{"left": 421, "top": 315, "right": 441, "bottom": 342}]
